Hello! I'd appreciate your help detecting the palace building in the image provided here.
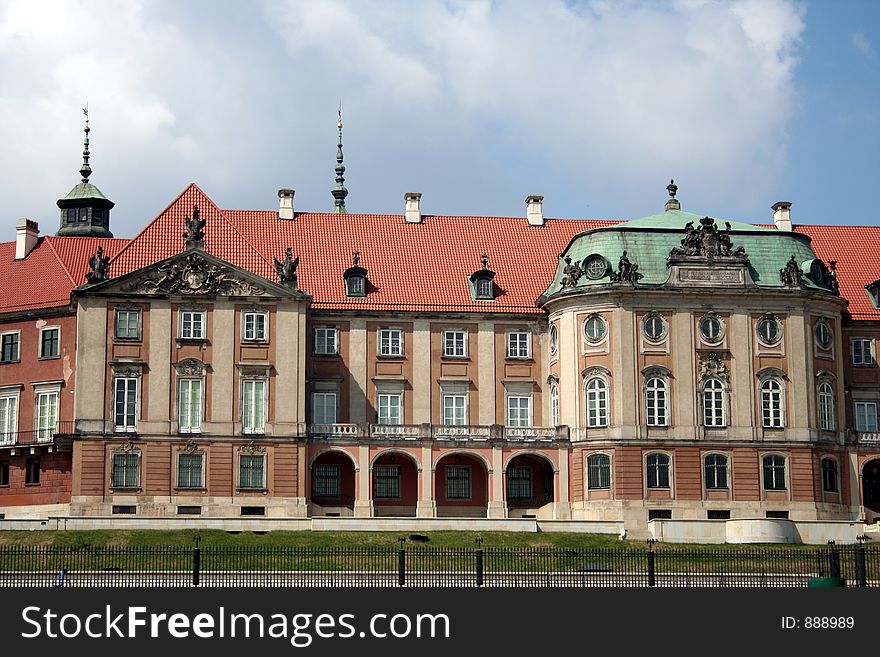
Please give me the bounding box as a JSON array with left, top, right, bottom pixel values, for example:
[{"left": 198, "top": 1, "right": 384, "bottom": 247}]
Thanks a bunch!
[{"left": 2, "top": 117, "right": 880, "bottom": 535}]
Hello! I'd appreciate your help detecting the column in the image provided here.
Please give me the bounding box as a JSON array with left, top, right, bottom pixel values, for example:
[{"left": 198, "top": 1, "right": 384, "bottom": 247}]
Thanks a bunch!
[
  {"left": 487, "top": 443, "right": 507, "bottom": 518},
  {"left": 412, "top": 320, "right": 431, "bottom": 424},
  {"left": 349, "top": 318, "right": 368, "bottom": 423},
  {"left": 555, "top": 446, "right": 572, "bottom": 519},
  {"left": 417, "top": 444, "right": 436, "bottom": 517},
  {"left": 353, "top": 442, "right": 373, "bottom": 517}
]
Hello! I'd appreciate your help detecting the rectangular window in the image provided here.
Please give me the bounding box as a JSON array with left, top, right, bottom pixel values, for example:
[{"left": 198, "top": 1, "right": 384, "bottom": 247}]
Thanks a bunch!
[
  {"left": 115, "top": 309, "right": 141, "bottom": 339},
  {"left": 1, "top": 333, "right": 20, "bottom": 362},
  {"left": 39, "top": 328, "right": 60, "bottom": 359},
  {"left": 374, "top": 465, "right": 400, "bottom": 499},
  {"left": 855, "top": 401, "right": 878, "bottom": 432},
  {"left": 25, "top": 459, "right": 40, "bottom": 485},
  {"left": 506, "top": 396, "right": 531, "bottom": 427},
  {"left": 239, "top": 454, "right": 265, "bottom": 489},
  {"left": 587, "top": 456, "right": 611, "bottom": 490},
  {"left": 35, "top": 390, "right": 58, "bottom": 441},
  {"left": 0, "top": 462, "right": 8, "bottom": 486},
  {"left": 243, "top": 312, "right": 268, "bottom": 341},
  {"left": 178, "top": 379, "right": 203, "bottom": 433},
  {"left": 443, "top": 394, "right": 467, "bottom": 426},
  {"left": 851, "top": 338, "right": 875, "bottom": 365},
  {"left": 177, "top": 453, "right": 204, "bottom": 489},
  {"left": 312, "top": 392, "right": 337, "bottom": 425},
  {"left": 241, "top": 380, "right": 267, "bottom": 434},
  {"left": 506, "top": 331, "right": 531, "bottom": 359},
  {"left": 0, "top": 396, "right": 17, "bottom": 444},
  {"left": 443, "top": 330, "right": 467, "bottom": 358},
  {"left": 506, "top": 466, "right": 532, "bottom": 499},
  {"left": 377, "top": 393, "right": 402, "bottom": 425},
  {"left": 766, "top": 510, "right": 789, "bottom": 519},
  {"left": 111, "top": 452, "right": 139, "bottom": 488},
  {"left": 378, "top": 329, "right": 403, "bottom": 356},
  {"left": 313, "top": 464, "right": 340, "bottom": 498},
  {"left": 445, "top": 465, "right": 471, "bottom": 500},
  {"left": 114, "top": 378, "right": 138, "bottom": 431},
  {"left": 314, "top": 327, "right": 338, "bottom": 355},
  {"left": 648, "top": 509, "right": 672, "bottom": 520},
  {"left": 180, "top": 311, "right": 205, "bottom": 339},
  {"left": 707, "top": 510, "right": 731, "bottom": 520}
]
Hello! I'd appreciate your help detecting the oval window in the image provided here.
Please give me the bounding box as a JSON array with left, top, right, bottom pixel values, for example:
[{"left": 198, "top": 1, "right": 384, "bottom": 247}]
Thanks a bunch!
[
  {"left": 584, "top": 315, "right": 607, "bottom": 343},
  {"left": 757, "top": 316, "right": 782, "bottom": 345},
  {"left": 643, "top": 314, "right": 665, "bottom": 341},
  {"left": 700, "top": 316, "right": 723, "bottom": 343}
]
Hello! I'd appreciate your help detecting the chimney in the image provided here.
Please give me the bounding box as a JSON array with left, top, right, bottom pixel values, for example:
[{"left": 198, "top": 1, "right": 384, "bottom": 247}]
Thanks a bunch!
[
  {"left": 526, "top": 195, "right": 544, "bottom": 226},
  {"left": 15, "top": 218, "right": 39, "bottom": 260},
  {"left": 772, "top": 201, "right": 792, "bottom": 231},
  {"left": 404, "top": 192, "right": 422, "bottom": 223},
  {"left": 278, "top": 188, "right": 295, "bottom": 220}
]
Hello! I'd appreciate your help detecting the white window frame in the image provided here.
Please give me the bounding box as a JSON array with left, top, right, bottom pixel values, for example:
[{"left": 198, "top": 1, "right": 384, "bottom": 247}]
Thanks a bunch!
[
  {"left": 242, "top": 311, "right": 268, "bottom": 342},
  {"left": 550, "top": 384, "right": 560, "bottom": 427},
  {"left": 818, "top": 381, "right": 835, "bottom": 432},
  {"left": 756, "top": 315, "right": 783, "bottom": 346},
  {"left": 642, "top": 313, "right": 666, "bottom": 342},
  {"left": 702, "top": 378, "right": 726, "bottom": 428},
  {"left": 0, "top": 330, "right": 21, "bottom": 363},
  {"left": 115, "top": 308, "right": 141, "bottom": 340},
  {"left": 378, "top": 328, "right": 403, "bottom": 357},
  {"left": 314, "top": 326, "right": 339, "bottom": 355},
  {"left": 443, "top": 329, "right": 467, "bottom": 358},
  {"left": 760, "top": 378, "right": 785, "bottom": 429},
  {"left": 585, "top": 377, "right": 608, "bottom": 428},
  {"left": 506, "top": 331, "right": 531, "bottom": 359},
  {"left": 34, "top": 386, "right": 60, "bottom": 442},
  {"left": 506, "top": 395, "right": 532, "bottom": 427},
  {"left": 645, "top": 376, "right": 668, "bottom": 427},
  {"left": 442, "top": 393, "right": 467, "bottom": 426},
  {"left": 312, "top": 391, "right": 338, "bottom": 425},
  {"left": 179, "top": 310, "right": 206, "bottom": 340},
  {"left": 178, "top": 378, "right": 203, "bottom": 434},
  {"left": 113, "top": 377, "right": 139, "bottom": 432},
  {"left": 0, "top": 391, "right": 19, "bottom": 445},
  {"left": 583, "top": 314, "right": 608, "bottom": 344},
  {"left": 851, "top": 338, "right": 875, "bottom": 366},
  {"left": 38, "top": 326, "right": 61, "bottom": 359},
  {"left": 377, "top": 393, "right": 402, "bottom": 425},
  {"left": 855, "top": 401, "right": 878, "bottom": 432},
  {"left": 699, "top": 315, "right": 724, "bottom": 344},
  {"left": 241, "top": 378, "right": 267, "bottom": 434}
]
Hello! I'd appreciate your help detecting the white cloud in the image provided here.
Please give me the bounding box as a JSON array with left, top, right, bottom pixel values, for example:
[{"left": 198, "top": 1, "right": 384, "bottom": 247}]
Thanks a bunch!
[
  {"left": 852, "top": 31, "right": 873, "bottom": 57},
  {"left": 0, "top": 0, "right": 807, "bottom": 237}
]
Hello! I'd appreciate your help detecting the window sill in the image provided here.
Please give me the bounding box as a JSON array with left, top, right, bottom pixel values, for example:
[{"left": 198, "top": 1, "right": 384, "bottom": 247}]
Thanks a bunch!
[
  {"left": 505, "top": 356, "right": 533, "bottom": 362},
  {"left": 37, "top": 356, "right": 60, "bottom": 361},
  {"left": 242, "top": 340, "right": 269, "bottom": 345},
  {"left": 0, "top": 360, "right": 21, "bottom": 365},
  {"left": 114, "top": 428, "right": 138, "bottom": 434},
  {"left": 441, "top": 355, "right": 470, "bottom": 361},
  {"left": 177, "top": 338, "right": 208, "bottom": 344},
  {"left": 312, "top": 352, "right": 341, "bottom": 358},
  {"left": 110, "top": 487, "right": 141, "bottom": 492},
  {"left": 113, "top": 337, "right": 142, "bottom": 343},
  {"left": 24, "top": 483, "right": 41, "bottom": 487},
  {"left": 174, "top": 487, "right": 206, "bottom": 492},
  {"left": 178, "top": 431, "right": 202, "bottom": 436},
  {"left": 236, "top": 488, "right": 268, "bottom": 493},
  {"left": 377, "top": 354, "right": 405, "bottom": 359}
]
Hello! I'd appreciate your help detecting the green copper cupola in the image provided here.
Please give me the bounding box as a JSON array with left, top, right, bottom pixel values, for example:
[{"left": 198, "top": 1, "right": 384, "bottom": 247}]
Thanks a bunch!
[
  {"left": 330, "top": 108, "right": 348, "bottom": 213},
  {"left": 56, "top": 108, "right": 114, "bottom": 237}
]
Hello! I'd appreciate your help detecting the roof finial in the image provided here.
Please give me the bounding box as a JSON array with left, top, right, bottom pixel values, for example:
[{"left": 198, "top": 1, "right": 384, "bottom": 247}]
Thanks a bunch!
[
  {"left": 352, "top": 249, "right": 360, "bottom": 266},
  {"left": 331, "top": 103, "right": 349, "bottom": 213},
  {"left": 665, "top": 178, "right": 681, "bottom": 211},
  {"left": 80, "top": 105, "right": 92, "bottom": 183},
  {"left": 481, "top": 252, "right": 489, "bottom": 269}
]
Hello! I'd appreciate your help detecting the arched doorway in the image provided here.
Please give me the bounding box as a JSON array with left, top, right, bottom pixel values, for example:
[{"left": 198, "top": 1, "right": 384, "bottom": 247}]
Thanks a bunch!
[
  {"left": 863, "top": 458, "right": 880, "bottom": 520},
  {"left": 505, "top": 453, "right": 555, "bottom": 518},
  {"left": 372, "top": 451, "right": 419, "bottom": 517},
  {"left": 310, "top": 451, "right": 356, "bottom": 516},
  {"left": 434, "top": 452, "right": 489, "bottom": 518}
]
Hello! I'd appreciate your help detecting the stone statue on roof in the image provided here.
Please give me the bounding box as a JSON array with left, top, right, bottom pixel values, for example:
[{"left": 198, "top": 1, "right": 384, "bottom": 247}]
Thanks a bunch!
[
  {"left": 560, "top": 255, "right": 584, "bottom": 288},
  {"left": 780, "top": 255, "right": 804, "bottom": 288},
  {"left": 184, "top": 204, "right": 206, "bottom": 248},
  {"left": 85, "top": 245, "right": 110, "bottom": 284},
  {"left": 274, "top": 247, "right": 300, "bottom": 288},
  {"left": 611, "top": 250, "right": 639, "bottom": 283}
]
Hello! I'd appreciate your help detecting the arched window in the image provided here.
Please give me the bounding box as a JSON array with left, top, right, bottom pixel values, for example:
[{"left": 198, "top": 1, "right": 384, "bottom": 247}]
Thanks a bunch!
[
  {"left": 550, "top": 384, "right": 560, "bottom": 427},
  {"left": 645, "top": 377, "right": 668, "bottom": 426},
  {"left": 587, "top": 453, "right": 611, "bottom": 490},
  {"left": 821, "top": 457, "right": 839, "bottom": 493},
  {"left": 760, "top": 379, "right": 784, "bottom": 428},
  {"left": 762, "top": 454, "right": 786, "bottom": 490},
  {"left": 704, "top": 454, "right": 728, "bottom": 490},
  {"left": 646, "top": 453, "right": 670, "bottom": 489},
  {"left": 585, "top": 377, "right": 608, "bottom": 428},
  {"left": 702, "top": 378, "right": 725, "bottom": 427},
  {"left": 818, "top": 382, "right": 835, "bottom": 431}
]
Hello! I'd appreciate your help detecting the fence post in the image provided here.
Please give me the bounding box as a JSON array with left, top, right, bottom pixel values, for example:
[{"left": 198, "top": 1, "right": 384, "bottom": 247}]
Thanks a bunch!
[
  {"left": 827, "top": 540, "right": 840, "bottom": 579},
  {"left": 646, "top": 539, "right": 656, "bottom": 587},
  {"left": 475, "top": 537, "right": 484, "bottom": 587},
  {"left": 856, "top": 535, "right": 867, "bottom": 588},
  {"left": 192, "top": 535, "right": 201, "bottom": 587},
  {"left": 398, "top": 537, "right": 406, "bottom": 587}
]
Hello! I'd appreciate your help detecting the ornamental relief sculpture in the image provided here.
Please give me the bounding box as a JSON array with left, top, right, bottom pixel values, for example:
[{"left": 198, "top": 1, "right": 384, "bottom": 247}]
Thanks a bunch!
[
  {"left": 699, "top": 352, "right": 729, "bottom": 383},
  {"left": 668, "top": 216, "right": 749, "bottom": 266},
  {"left": 121, "top": 252, "right": 267, "bottom": 296}
]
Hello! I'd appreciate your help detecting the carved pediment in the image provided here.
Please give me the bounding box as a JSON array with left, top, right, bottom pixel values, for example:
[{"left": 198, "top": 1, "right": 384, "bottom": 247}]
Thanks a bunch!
[
  {"left": 699, "top": 351, "right": 729, "bottom": 383},
  {"left": 121, "top": 252, "right": 267, "bottom": 296}
]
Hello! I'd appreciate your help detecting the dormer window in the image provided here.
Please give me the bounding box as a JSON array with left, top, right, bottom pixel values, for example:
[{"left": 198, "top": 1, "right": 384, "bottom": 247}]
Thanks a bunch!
[
  {"left": 470, "top": 252, "right": 496, "bottom": 301},
  {"left": 343, "top": 250, "right": 368, "bottom": 298}
]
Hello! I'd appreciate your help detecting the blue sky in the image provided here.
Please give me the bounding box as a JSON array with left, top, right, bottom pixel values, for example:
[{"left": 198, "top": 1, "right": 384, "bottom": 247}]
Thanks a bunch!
[{"left": 0, "top": 0, "right": 877, "bottom": 238}]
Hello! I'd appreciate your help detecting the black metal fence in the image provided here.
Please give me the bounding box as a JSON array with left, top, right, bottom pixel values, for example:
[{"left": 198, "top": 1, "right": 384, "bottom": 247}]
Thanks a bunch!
[{"left": 0, "top": 541, "right": 877, "bottom": 588}]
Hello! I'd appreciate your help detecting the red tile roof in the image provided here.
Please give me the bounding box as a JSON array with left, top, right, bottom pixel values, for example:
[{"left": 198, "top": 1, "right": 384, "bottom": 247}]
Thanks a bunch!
[{"left": 2, "top": 182, "right": 880, "bottom": 320}]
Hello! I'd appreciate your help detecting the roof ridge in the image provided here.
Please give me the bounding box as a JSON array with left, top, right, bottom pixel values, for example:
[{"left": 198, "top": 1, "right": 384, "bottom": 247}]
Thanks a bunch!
[{"left": 41, "top": 236, "right": 77, "bottom": 287}]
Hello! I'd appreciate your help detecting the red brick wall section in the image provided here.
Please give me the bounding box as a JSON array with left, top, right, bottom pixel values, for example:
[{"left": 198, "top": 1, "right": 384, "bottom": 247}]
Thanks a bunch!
[
  {"left": 614, "top": 447, "right": 644, "bottom": 499},
  {"left": 0, "top": 452, "right": 71, "bottom": 506},
  {"left": 790, "top": 448, "right": 816, "bottom": 502},
  {"left": 674, "top": 447, "right": 702, "bottom": 500},
  {"left": 77, "top": 441, "right": 106, "bottom": 496},
  {"left": 272, "top": 443, "right": 299, "bottom": 497},
  {"left": 732, "top": 448, "right": 760, "bottom": 500},
  {"left": 209, "top": 443, "right": 232, "bottom": 497}
]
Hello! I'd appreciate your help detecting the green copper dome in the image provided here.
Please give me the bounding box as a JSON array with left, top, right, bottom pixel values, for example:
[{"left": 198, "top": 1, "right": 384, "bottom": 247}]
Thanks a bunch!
[{"left": 61, "top": 181, "right": 110, "bottom": 202}]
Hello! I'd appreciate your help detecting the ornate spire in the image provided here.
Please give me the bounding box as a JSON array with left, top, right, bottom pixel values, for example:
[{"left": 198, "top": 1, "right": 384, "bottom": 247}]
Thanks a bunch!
[
  {"left": 331, "top": 106, "right": 349, "bottom": 213},
  {"left": 80, "top": 106, "right": 92, "bottom": 183}
]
